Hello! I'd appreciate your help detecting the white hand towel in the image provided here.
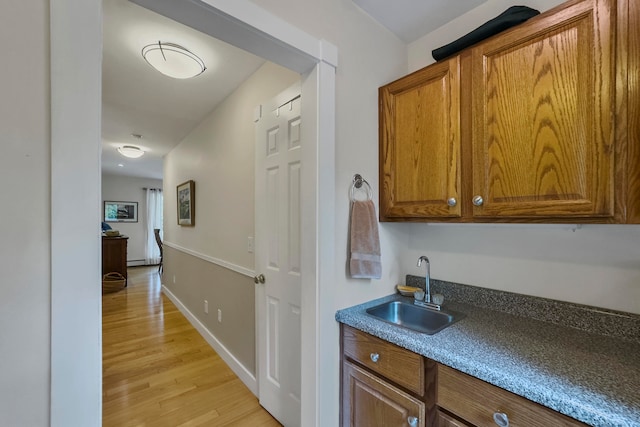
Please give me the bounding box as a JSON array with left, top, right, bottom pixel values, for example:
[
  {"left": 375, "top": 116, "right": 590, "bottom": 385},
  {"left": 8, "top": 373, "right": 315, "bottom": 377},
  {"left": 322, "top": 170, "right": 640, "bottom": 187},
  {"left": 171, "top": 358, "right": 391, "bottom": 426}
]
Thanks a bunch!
[{"left": 349, "top": 200, "right": 382, "bottom": 279}]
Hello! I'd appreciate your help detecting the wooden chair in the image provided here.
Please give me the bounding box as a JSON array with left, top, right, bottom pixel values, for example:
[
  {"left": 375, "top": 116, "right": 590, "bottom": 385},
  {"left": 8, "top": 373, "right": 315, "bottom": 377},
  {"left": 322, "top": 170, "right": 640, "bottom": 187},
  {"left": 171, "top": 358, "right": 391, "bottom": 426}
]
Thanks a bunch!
[{"left": 154, "top": 228, "right": 163, "bottom": 274}]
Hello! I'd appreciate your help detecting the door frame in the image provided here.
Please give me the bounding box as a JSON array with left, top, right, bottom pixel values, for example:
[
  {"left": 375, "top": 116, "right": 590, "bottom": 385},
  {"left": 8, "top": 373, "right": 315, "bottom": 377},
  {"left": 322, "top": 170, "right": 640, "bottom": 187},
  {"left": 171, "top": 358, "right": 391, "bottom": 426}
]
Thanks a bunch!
[{"left": 50, "top": 1, "right": 337, "bottom": 426}]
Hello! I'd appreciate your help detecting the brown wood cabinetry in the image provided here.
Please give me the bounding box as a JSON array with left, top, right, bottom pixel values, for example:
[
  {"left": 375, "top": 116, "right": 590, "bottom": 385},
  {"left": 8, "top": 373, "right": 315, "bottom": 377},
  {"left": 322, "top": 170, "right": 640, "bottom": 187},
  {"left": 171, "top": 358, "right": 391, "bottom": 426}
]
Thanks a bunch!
[
  {"left": 437, "top": 410, "right": 471, "bottom": 427},
  {"left": 436, "top": 364, "right": 588, "bottom": 427},
  {"left": 343, "top": 361, "right": 425, "bottom": 427},
  {"left": 341, "top": 325, "right": 435, "bottom": 427},
  {"left": 340, "top": 326, "right": 589, "bottom": 427},
  {"left": 343, "top": 323, "right": 426, "bottom": 395},
  {"left": 379, "top": 0, "right": 640, "bottom": 223},
  {"left": 380, "top": 57, "right": 462, "bottom": 220},
  {"left": 102, "top": 236, "right": 128, "bottom": 284}
]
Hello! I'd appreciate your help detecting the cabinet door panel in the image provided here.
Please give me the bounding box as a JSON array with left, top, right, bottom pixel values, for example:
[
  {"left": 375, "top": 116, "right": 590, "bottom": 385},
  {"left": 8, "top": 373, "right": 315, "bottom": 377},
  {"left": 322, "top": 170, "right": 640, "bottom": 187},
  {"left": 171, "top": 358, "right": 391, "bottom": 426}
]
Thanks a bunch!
[
  {"left": 343, "top": 361, "right": 425, "bottom": 427},
  {"left": 380, "top": 57, "right": 461, "bottom": 219},
  {"left": 472, "top": 0, "right": 614, "bottom": 218}
]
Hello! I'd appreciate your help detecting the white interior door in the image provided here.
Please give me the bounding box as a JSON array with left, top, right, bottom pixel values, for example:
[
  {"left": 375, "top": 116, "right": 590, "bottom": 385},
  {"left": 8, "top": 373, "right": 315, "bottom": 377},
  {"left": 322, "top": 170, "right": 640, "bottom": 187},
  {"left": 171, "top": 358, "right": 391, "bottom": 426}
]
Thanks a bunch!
[{"left": 255, "top": 87, "right": 302, "bottom": 427}]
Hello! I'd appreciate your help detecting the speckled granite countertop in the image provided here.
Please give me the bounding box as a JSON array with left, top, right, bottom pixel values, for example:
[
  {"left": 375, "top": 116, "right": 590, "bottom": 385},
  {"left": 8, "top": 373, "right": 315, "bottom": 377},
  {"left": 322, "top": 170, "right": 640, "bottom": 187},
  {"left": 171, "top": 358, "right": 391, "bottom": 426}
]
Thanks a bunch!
[{"left": 335, "top": 285, "right": 640, "bottom": 427}]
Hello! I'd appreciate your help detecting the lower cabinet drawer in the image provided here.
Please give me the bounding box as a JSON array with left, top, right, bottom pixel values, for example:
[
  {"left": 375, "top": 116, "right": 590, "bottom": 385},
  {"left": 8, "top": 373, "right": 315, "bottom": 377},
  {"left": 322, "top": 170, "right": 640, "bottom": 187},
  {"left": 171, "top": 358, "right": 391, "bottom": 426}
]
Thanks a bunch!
[
  {"left": 342, "top": 325, "right": 425, "bottom": 395},
  {"left": 343, "top": 360, "right": 426, "bottom": 427},
  {"left": 437, "top": 364, "right": 587, "bottom": 427},
  {"left": 437, "top": 409, "right": 472, "bottom": 427}
]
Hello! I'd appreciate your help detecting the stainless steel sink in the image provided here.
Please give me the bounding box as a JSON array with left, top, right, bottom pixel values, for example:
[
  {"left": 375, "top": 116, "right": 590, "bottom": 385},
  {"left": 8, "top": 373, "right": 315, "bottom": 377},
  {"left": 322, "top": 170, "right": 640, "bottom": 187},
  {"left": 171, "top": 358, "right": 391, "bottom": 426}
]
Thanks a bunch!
[{"left": 366, "top": 300, "right": 465, "bottom": 335}]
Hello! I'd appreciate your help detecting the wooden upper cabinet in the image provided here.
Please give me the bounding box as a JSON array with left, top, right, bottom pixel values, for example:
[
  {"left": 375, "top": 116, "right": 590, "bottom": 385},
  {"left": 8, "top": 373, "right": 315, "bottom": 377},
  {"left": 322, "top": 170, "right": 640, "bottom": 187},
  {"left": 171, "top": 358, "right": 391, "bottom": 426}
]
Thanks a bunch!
[
  {"left": 471, "top": 0, "right": 614, "bottom": 219},
  {"left": 380, "top": 57, "right": 462, "bottom": 220},
  {"left": 379, "top": 0, "right": 640, "bottom": 223}
]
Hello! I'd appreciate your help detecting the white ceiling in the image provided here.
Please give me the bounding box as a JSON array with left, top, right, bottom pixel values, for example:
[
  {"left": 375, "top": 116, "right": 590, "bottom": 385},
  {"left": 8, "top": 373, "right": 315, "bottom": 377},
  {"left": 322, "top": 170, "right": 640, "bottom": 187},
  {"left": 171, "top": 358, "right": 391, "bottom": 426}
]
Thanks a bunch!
[
  {"left": 101, "top": 0, "right": 265, "bottom": 179},
  {"left": 103, "top": 0, "right": 487, "bottom": 180},
  {"left": 353, "top": 0, "right": 487, "bottom": 43}
]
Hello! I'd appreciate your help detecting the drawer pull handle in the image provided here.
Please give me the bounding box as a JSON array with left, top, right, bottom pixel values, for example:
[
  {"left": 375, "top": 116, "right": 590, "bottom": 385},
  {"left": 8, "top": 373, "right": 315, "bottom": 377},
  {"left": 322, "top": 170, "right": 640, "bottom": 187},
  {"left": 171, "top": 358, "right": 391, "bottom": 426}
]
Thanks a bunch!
[
  {"left": 493, "top": 412, "right": 509, "bottom": 427},
  {"left": 370, "top": 353, "right": 380, "bottom": 363},
  {"left": 407, "top": 416, "right": 418, "bottom": 427}
]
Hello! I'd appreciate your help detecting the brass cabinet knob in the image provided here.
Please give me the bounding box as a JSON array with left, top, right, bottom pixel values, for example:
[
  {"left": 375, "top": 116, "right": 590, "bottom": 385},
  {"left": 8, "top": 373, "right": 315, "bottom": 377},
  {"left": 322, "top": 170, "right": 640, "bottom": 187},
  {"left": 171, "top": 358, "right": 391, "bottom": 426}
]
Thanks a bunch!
[{"left": 253, "top": 274, "right": 265, "bottom": 284}]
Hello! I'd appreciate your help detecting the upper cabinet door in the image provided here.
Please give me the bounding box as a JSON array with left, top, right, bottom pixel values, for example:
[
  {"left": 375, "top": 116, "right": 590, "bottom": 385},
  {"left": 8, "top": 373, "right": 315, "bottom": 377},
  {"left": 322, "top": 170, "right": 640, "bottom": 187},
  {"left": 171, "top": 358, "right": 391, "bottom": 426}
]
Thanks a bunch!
[
  {"left": 471, "top": 0, "right": 614, "bottom": 219},
  {"left": 380, "top": 57, "right": 462, "bottom": 220}
]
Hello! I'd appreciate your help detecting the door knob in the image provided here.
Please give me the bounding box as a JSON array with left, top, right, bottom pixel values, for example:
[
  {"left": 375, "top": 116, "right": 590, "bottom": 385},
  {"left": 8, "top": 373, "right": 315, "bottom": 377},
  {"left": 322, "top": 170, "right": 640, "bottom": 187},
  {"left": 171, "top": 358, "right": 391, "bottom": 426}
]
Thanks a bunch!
[
  {"left": 407, "top": 416, "right": 418, "bottom": 427},
  {"left": 472, "top": 195, "right": 484, "bottom": 206},
  {"left": 254, "top": 274, "right": 265, "bottom": 284},
  {"left": 447, "top": 197, "right": 457, "bottom": 207}
]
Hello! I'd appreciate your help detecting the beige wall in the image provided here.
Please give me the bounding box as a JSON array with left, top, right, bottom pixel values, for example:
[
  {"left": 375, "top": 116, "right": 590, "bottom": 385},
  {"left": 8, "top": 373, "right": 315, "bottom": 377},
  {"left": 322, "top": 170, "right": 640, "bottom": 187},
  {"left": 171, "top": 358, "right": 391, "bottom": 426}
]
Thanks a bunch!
[
  {"left": 164, "top": 246, "right": 256, "bottom": 369},
  {"left": 0, "top": 1, "right": 51, "bottom": 424},
  {"left": 102, "top": 174, "right": 163, "bottom": 264},
  {"left": 163, "top": 62, "right": 300, "bottom": 374}
]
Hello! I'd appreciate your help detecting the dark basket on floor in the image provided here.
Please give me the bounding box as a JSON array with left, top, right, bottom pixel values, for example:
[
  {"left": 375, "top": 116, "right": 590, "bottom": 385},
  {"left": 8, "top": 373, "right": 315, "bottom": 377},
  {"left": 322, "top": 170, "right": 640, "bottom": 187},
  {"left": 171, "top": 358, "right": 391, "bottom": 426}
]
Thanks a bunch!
[{"left": 102, "top": 272, "right": 126, "bottom": 293}]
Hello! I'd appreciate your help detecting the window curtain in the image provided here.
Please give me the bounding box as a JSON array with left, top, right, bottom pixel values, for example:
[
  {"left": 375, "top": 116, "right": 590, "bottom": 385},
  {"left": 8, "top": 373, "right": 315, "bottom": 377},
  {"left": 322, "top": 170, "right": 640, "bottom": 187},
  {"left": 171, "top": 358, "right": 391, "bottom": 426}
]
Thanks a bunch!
[{"left": 145, "top": 188, "right": 163, "bottom": 265}]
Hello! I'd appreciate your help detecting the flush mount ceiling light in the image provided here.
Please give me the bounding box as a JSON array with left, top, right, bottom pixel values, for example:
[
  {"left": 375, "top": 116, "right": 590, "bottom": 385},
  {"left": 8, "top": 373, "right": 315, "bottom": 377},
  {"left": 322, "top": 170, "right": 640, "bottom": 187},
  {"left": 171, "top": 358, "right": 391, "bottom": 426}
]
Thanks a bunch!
[
  {"left": 117, "top": 145, "right": 145, "bottom": 159},
  {"left": 142, "top": 41, "right": 206, "bottom": 79}
]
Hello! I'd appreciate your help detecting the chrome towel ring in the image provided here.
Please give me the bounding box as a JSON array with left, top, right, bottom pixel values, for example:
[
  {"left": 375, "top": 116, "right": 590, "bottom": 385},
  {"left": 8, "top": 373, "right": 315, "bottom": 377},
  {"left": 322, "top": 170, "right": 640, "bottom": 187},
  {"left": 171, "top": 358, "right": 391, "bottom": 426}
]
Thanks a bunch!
[{"left": 350, "top": 174, "right": 373, "bottom": 201}]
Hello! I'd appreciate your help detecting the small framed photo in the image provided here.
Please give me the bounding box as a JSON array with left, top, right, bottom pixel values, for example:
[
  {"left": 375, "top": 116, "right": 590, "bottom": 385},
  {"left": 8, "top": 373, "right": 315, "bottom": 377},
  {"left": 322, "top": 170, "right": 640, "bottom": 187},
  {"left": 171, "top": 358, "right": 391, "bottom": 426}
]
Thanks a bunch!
[
  {"left": 104, "top": 201, "right": 138, "bottom": 223},
  {"left": 177, "top": 180, "right": 195, "bottom": 226}
]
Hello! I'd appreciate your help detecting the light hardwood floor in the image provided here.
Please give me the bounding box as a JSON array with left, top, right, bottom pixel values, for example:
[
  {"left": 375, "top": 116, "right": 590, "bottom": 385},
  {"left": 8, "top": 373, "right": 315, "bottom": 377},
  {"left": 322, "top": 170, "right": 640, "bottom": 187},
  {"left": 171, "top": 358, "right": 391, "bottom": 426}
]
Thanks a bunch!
[{"left": 103, "top": 266, "right": 281, "bottom": 427}]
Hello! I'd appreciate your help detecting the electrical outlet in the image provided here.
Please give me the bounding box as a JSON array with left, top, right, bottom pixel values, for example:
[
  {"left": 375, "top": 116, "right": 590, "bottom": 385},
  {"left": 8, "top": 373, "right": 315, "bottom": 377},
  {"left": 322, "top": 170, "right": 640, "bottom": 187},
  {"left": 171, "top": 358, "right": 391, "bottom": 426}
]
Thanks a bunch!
[
  {"left": 217, "top": 309, "right": 222, "bottom": 323},
  {"left": 247, "top": 236, "right": 254, "bottom": 253},
  {"left": 204, "top": 300, "right": 208, "bottom": 314}
]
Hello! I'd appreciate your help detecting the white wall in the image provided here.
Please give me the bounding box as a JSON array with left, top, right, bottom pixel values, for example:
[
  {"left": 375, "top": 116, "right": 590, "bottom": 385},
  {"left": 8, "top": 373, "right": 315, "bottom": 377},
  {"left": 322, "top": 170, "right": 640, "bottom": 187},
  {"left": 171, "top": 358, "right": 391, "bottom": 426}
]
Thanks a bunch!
[
  {"left": 400, "top": 0, "right": 640, "bottom": 315},
  {"left": 1, "top": 0, "right": 102, "bottom": 425},
  {"left": 50, "top": 0, "right": 103, "bottom": 425},
  {"left": 0, "top": 1, "right": 51, "bottom": 425},
  {"left": 102, "top": 174, "right": 163, "bottom": 264}
]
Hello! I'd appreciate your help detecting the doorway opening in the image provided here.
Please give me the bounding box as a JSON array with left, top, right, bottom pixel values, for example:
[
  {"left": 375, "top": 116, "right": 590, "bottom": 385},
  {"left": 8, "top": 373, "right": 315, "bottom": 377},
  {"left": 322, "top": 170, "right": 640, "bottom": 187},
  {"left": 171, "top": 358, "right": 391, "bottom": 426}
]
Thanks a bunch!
[{"left": 51, "top": 1, "right": 337, "bottom": 426}]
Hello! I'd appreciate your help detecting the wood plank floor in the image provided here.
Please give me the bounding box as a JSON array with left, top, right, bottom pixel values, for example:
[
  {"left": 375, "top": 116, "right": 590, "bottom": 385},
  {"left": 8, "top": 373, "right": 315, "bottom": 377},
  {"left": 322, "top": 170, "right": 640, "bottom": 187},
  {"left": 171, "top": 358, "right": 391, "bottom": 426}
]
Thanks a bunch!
[{"left": 103, "top": 266, "right": 281, "bottom": 427}]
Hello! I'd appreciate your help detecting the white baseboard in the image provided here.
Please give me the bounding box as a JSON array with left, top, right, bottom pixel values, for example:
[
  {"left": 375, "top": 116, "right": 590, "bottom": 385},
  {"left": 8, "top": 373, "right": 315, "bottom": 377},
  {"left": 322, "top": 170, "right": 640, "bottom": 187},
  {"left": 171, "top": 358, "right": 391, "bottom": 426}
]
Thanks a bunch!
[{"left": 162, "top": 285, "right": 258, "bottom": 396}]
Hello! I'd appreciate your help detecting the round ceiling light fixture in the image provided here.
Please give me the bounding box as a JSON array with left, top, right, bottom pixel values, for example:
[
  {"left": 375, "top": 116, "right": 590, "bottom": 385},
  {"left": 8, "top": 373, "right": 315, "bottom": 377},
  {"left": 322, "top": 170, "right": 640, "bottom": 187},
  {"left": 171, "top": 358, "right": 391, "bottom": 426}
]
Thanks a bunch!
[
  {"left": 117, "top": 145, "right": 145, "bottom": 159},
  {"left": 142, "top": 41, "right": 206, "bottom": 79}
]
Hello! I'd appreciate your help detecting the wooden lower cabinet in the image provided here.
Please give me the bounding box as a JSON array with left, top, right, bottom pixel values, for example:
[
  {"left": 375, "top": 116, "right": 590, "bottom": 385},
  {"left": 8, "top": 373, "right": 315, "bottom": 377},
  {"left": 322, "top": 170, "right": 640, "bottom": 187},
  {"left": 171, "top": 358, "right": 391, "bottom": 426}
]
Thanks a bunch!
[
  {"left": 437, "top": 364, "right": 588, "bottom": 427},
  {"left": 437, "top": 410, "right": 471, "bottom": 427},
  {"left": 343, "top": 361, "right": 425, "bottom": 427},
  {"left": 340, "top": 326, "right": 588, "bottom": 427}
]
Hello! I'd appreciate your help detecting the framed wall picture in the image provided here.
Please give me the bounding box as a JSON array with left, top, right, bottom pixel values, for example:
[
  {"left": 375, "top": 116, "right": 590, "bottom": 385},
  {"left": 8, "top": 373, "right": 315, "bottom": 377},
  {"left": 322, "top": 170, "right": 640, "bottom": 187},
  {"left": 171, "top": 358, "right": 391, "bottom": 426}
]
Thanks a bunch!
[
  {"left": 104, "top": 201, "right": 138, "bottom": 223},
  {"left": 177, "top": 180, "right": 195, "bottom": 226}
]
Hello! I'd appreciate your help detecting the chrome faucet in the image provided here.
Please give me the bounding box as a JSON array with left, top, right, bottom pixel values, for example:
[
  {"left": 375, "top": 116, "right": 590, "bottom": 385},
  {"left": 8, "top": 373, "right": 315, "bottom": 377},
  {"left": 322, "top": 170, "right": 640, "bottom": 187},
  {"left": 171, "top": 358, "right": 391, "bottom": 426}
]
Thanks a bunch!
[
  {"left": 417, "top": 256, "right": 431, "bottom": 303},
  {"left": 416, "top": 255, "right": 441, "bottom": 310}
]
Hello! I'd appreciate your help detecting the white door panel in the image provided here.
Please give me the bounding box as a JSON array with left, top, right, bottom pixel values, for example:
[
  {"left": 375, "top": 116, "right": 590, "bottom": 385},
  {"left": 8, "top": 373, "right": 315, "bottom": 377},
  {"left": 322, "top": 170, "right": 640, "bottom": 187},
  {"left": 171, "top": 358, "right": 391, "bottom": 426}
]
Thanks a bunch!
[{"left": 256, "top": 88, "right": 302, "bottom": 427}]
